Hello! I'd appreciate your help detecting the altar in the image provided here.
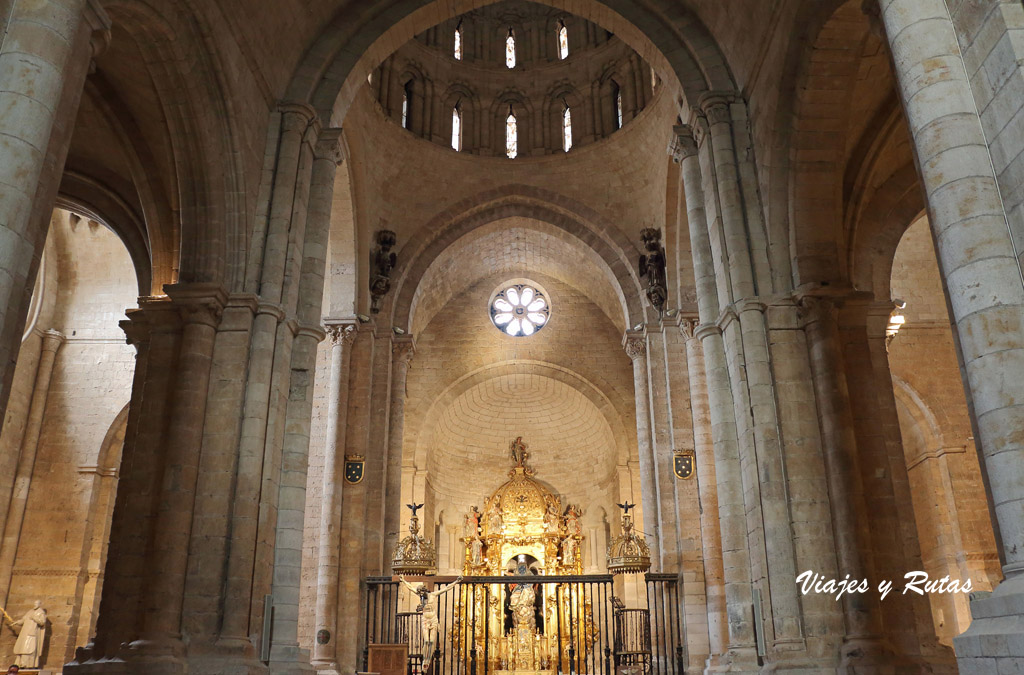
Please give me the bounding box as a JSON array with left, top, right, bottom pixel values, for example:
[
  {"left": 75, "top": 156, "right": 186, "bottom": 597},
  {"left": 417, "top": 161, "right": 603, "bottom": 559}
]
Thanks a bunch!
[{"left": 450, "top": 438, "right": 596, "bottom": 675}]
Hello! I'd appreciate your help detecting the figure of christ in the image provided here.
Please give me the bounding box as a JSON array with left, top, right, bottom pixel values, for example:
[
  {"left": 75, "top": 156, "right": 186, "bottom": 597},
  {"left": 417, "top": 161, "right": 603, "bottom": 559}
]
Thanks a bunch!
[{"left": 399, "top": 575, "right": 463, "bottom": 671}]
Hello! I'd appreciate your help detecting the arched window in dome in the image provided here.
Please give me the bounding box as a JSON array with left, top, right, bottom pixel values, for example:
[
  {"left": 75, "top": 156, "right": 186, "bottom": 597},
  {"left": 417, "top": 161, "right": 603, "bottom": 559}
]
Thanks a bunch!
[
  {"left": 452, "top": 103, "right": 462, "bottom": 151},
  {"left": 558, "top": 21, "right": 569, "bottom": 59},
  {"left": 506, "top": 106, "right": 518, "bottom": 158},
  {"left": 505, "top": 28, "right": 516, "bottom": 68},
  {"left": 454, "top": 24, "right": 463, "bottom": 60},
  {"left": 402, "top": 80, "right": 413, "bottom": 130},
  {"left": 614, "top": 83, "right": 623, "bottom": 130},
  {"left": 562, "top": 105, "right": 572, "bottom": 152}
]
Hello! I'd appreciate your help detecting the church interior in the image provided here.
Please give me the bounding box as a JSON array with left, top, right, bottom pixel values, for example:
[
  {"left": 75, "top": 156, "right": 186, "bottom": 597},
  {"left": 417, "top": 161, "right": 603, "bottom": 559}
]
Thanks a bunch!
[{"left": 0, "top": 0, "right": 1022, "bottom": 673}]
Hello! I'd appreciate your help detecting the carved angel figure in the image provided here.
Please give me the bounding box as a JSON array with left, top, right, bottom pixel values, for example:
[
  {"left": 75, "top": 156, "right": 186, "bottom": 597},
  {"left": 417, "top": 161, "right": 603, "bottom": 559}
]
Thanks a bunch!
[
  {"left": 370, "top": 229, "right": 398, "bottom": 313},
  {"left": 638, "top": 228, "right": 668, "bottom": 314}
]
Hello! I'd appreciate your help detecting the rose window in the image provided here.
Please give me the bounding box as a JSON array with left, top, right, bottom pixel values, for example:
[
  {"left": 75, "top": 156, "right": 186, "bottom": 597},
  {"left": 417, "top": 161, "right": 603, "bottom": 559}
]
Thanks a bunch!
[{"left": 490, "top": 284, "right": 550, "bottom": 337}]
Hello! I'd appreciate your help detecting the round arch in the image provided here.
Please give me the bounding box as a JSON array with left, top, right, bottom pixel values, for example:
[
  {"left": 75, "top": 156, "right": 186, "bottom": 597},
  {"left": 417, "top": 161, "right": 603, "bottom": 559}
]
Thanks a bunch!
[
  {"left": 101, "top": 0, "right": 246, "bottom": 288},
  {"left": 381, "top": 185, "right": 650, "bottom": 331},
  {"left": 404, "top": 359, "right": 635, "bottom": 473}
]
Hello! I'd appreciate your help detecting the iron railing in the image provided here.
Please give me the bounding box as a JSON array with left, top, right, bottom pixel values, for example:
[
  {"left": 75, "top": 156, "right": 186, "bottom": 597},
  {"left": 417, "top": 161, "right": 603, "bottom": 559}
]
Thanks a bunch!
[{"left": 365, "top": 573, "right": 684, "bottom": 675}]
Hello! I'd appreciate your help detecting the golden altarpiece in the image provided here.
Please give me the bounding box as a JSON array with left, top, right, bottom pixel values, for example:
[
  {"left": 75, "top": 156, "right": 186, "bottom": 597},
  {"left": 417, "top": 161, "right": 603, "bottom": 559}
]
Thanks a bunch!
[{"left": 451, "top": 438, "right": 596, "bottom": 675}]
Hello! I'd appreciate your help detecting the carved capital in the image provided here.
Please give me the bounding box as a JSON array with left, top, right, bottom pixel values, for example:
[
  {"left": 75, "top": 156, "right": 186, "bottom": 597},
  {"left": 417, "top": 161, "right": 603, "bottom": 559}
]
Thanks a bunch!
[
  {"left": 699, "top": 92, "right": 735, "bottom": 127},
  {"left": 326, "top": 323, "right": 357, "bottom": 346},
  {"left": 314, "top": 128, "right": 346, "bottom": 164},
  {"left": 796, "top": 295, "right": 837, "bottom": 327},
  {"left": 680, "top": 319, "right": 698, "bottom": 340},
  {"left": 278, "top": 102, "right": 318, "bottom": 132},
  {"left": 669, "top": 125, "right": 699, "bottom": 163},
  {"left": 178, "top": 301, "right": 223, "bottom": 328},
  {"left": 393, "top": 339, "right": 416, "bottom": 364},
  {"left": 165, "top": 283, "right": 228, "bottom": 328},
  {"left": 120, "top": 310, "right": 151, "bottom": 349},
  {"left": 41, "top": 329, "right": 66, "bottom": 353},
  {"left": 624, "top": 337, "right": 646, "bottom": 360}
]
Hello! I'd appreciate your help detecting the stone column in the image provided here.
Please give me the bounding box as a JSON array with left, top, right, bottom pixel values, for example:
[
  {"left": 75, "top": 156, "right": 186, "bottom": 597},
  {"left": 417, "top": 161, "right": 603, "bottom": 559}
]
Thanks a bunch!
[
  {"left": 313, "top": 323, "right": 356, "bottom": 673},
  {"left": 137, "top": 286, "right": 224, "bottom": 660},
  {"left": 877, "top": 1, "right": 1024, "bottom": 665},
  {"left": 335, "top": 325, "right": 376, "bottom": 674},
  {"left": 384, "top": 338, "right": 416, "bottom": 563},
  {"left": 645, "top": 326, "right": 681, "bottom": 571},
  {"left": 681, "top": 320, "right": 728, "bottom": 667},
  {"left": 838, "top": 300, "right": 944, "bottom": 664},
  {"left": 699, "top": 96, "right": 803, "bottom": 649},
  {"left": 222, "top": 103, "right": 318, "bottom": 647},
  {"left": 670, "top": 126, "right": 757, "bottom": 668},
  {"left": 268, "top": 128, "right": 343, "bottom": 674},
  {"left": 798, "top": 295, "right": 890, "bottom": 665},
  {"left": 0, "top": 329, "right": 64, "bottom": 604},
  {"left": 0, "top": 0, "right": 109, "bottom": 422},
  {"left": 624, "top": 334, "right": 661, "bottom": 570}
]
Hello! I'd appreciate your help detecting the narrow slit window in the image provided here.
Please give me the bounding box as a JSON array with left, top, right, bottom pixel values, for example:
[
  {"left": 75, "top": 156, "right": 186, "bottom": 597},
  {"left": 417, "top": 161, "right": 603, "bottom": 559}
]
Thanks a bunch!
[
  {"left": 506, "top": 107, "right": 518, "bottom": 158},
  {"left": 563, "top": 105, "right": 572, "bottom": 152},
  {"left": 558, "top": 21, "right": 569, "bottom": 59},
  {"left": 506, "top": 28, "right": 516, "bottom": 68},
  {"left": 454, "top": 24, "right": 463, "bottom": 60},
  {"left": 452, "top": 104, "right": 462, "bottom": 151}
]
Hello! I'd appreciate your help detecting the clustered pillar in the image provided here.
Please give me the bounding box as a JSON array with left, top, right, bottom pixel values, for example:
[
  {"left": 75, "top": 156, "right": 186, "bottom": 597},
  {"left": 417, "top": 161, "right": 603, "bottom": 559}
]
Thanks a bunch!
[{"left": 65, "top": 110, "right": 345, "bottom": 675}]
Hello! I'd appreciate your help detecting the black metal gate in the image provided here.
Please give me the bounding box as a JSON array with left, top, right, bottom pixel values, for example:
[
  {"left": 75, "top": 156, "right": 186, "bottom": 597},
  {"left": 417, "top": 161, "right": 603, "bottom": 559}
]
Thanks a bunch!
[{"left": 365, "top": 573, "right": 684, "bottom": 675}]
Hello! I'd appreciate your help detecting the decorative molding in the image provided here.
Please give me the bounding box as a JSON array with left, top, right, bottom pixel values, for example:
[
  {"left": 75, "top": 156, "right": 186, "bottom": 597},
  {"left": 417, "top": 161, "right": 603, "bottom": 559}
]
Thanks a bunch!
[
  {"left": 294, "top": 322, "right": 327, "bottom": 342},
  {"left": 693, "top": 323, "right": 722, "bottom": 342},
  {"left": 256, "top": 302, "right": 286, "bottom": 323},
  {"left": 278, "top": 101, "right": 319, "bottom": 130},
  {"left": 906, "top": 445, "right": 968, "bottom": 471},
  {"left": 78, "top": 465, "right": 118, "bottom": 477}
]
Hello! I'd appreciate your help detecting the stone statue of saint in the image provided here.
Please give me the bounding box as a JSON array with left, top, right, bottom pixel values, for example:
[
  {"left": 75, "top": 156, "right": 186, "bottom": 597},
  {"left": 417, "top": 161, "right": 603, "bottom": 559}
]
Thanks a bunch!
[
  {"left": 561, "top": 537, "right": 579, "bottom": 567},
  {"left": 543, "top": 503, "right": 561, "bottom": 534},
  {"left": 469, "top": 537, "right": 484, "bottom": 566},
  {"left": 487, "top": 508, "right": 503, "bottom": 535},
  {"left": 565, "top": 505, "right": 582, "bottom": 536},
  {"left": 399, "top": 575, "right": 462, "bottom": 671},
  {"left": 464, "top": 506, "right": 480, "bottom": 539},
  {"left": 509, "top": 436, "right": 528, "bottom": 467},
  {"left": 9, "top": 601, "right": 46, "bottom": 668}
]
